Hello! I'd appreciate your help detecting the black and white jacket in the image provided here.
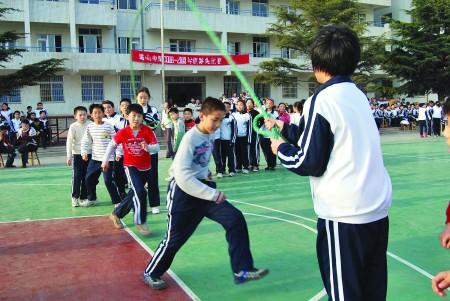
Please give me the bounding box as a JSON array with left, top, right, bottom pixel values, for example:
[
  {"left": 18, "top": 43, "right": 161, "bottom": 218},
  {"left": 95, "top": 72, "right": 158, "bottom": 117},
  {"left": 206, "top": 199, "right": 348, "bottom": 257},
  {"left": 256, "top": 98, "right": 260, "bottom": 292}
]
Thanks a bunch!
[
  {"left": 220, "top": 113, "right": 237, "bottom": 143},
  {"left": 277, "top": 76, "right": 392, "bottom": 224},
  {"left": 142, "top": 105, "right": 160, "bottom": 129}
]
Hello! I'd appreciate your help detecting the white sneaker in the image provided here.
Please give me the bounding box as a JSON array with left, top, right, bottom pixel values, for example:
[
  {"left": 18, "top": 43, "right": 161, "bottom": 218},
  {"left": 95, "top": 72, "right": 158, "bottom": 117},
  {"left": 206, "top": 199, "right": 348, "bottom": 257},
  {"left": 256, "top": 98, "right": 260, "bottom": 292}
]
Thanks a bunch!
[
  {"left": 151, "top": 207, "right": 160, "bottom": 214},
  {"left": 217, "top": 173, "right": 223, "bottom": 178},
  {"left": 229, "top": 172, "right": 237, "bottom": 177},
  {"left": 242, "top": 169, "right": 250, "bottom": 174},
  {"left": 79, "top": 199, "right": 96, "bottom": 207},
  {"left": 71, "top": 197, "right": 79, "bottom": 207}
]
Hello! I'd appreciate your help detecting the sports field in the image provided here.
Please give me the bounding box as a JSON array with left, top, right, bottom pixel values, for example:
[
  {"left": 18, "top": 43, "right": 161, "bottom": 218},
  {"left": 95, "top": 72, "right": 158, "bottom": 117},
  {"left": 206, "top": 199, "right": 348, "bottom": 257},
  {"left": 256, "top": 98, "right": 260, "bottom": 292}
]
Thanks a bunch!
[{"left": 0, "top": 134, "right": 449, "bottom": 300}]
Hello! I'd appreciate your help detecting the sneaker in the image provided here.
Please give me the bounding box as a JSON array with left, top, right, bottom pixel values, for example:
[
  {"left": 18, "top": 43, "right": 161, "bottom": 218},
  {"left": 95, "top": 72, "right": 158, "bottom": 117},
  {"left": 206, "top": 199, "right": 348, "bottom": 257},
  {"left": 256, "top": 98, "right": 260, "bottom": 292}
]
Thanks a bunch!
[
  {"left": 252, "top": 167, "right": 259, "bottom": 172},
  {"left": 71, "top": 197, "right": 79, "bottom": 208},
  {"left": 234, "top": 268, "right": 269, "bottom": 284},
  {"left": 143, "top": 274, "right": 167, "bottom": 290},
  {"left": 242, "top": 169, "right": 250, "bottom": 174},
  {"left": 217, "top": 172, "right": 223, "bottom": 178},
  {"left": 79, "top": 199, "right": 96, "bottom": 207},
  {"left": 151, "top": 207, "right": 160, "bottom": 214},
  {"left": 136, "top": 224, "right": 151, "bottom": 236},
  {"left": 109, "top": 213, "right": 124, "bottom": 229},
  {"left": 229, "top": 172, "right": 237, "bottom": 177}
]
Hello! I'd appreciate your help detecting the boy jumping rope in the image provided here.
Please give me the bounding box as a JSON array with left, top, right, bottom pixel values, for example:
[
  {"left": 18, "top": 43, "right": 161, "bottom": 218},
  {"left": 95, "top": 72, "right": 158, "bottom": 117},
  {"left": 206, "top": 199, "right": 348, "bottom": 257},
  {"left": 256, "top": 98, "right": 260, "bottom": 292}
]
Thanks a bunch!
[
  {"left": 143, "top": 97, "right": 268, "bottom": 290},
  {"left": 267, "top": 24, "right": 392, "bottom": 300},
  {"left": 102, "top": 104, "right": 160, "bottom": 236}
]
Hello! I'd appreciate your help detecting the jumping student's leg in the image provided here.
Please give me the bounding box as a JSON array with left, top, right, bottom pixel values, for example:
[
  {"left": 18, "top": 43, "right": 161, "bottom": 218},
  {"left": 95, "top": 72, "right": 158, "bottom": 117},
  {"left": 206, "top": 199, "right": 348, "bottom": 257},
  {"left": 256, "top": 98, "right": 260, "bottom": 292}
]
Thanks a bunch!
[
  {"left": 122, "top": 166, "right": 148, "bottom": 224},
  {"left": 205, "top": 200, "right": 254, "bottom": 273},
  {"left": 316, "top": 218, "right": 389, "bottom": 301},
  {"left": 102, "top": 161, "right": 122, "bottom": 205},
  {"left": 148, "top": 153, "right": 160, "bottom": 208},
  {"left": 85, "top": 160, "right": 102, "bottom": 201},
  {"left": 144, "top": 181, "right": 205, "bottom": 277}
]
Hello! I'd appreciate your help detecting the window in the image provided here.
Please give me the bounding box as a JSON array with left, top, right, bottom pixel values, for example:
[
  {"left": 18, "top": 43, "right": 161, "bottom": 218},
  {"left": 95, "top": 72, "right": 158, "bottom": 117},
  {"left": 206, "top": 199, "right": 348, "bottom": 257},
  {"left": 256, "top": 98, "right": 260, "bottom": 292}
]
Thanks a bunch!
[
  {"left": 118, "top": 37, "right": 140, "bottom": 53},
  {"left": 253, "top": 37, "right": 269, "bottom": 58},
  {"left": 40, "top": 75, "right": 64, "bottom": 102},
  {"left": 170, "top": 39, "right": 195, "bottom": 52},
  {"left": 37, "top": 34, "right": 62, "bottom": 52},
  {"left": 79, "top": 0, "right": 100, "bottom": 3},
  {"left": 308, "top": 82, "right": 318, "bottom": 96},
  {"left": 79, "top": 28, "right": 102, "bottom": 53},
  {"left": 81, "top": 75, "right": 104, "bottom": 102},
  {"left": 282, "top": 77, "right": 297, "bottom": 98},
  {"left": 117, "top": 0, "right": 136, "bottom": 9},
  {"left": 227, "top": 41, "right": 240, "bottom": 55},
  {"left": 176, "top": 0, "right": 195, "bottom": 11},
  {"left": 0, "top": 88, "right": 21, "bottom": 103},
  {"left": 254, "top": 81, "right": 270, "bottom": 98},
  {"left": 0, "top": 41, "right": 16, "bottom": 49},
  {"left": 252, "top": 0, "right": 268, "bottom": 17},
  {"left": 226, "top": 0, "right": 240, "bottom": 15},
  {"left": 358, "top": 13, "right": 366, "bottom": 24},
  {"left": 120, "top": 75, "right": 141, "bottom": 100},
  {"left": 281, "top": 47, "right": 298, "bottom": 59},
  {"left": 224, "top": 76, "right": 241, "bottom": 98}
]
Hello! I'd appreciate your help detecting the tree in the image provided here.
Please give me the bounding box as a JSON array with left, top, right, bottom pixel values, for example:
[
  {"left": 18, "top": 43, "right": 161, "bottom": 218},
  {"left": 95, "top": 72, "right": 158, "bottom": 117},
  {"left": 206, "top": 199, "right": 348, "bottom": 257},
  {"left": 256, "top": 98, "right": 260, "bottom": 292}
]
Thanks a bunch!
[
  {"left": 0, "top": 5, "right": 65, "bottom": 95},
  {"left": 381, "top": 0, "right": 450, "bottom": 99},
  {"left": 254, "top": 0, "right": 386, "bottom": 92}
]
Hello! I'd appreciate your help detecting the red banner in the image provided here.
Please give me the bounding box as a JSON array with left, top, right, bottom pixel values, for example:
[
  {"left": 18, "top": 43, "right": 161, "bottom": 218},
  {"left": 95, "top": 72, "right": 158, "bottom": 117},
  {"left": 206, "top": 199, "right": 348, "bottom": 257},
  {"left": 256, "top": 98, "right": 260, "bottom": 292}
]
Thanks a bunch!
[{"left": 131, "top": 50, "right": 249, "bottom": 66}]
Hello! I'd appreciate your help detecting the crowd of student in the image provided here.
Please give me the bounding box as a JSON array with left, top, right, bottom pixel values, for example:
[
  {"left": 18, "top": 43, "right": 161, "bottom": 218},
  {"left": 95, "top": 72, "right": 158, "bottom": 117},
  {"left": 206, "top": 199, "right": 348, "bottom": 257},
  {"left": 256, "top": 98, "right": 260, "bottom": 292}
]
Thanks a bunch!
[
  {"left": 0, "top": 102, "right": 51, "bottom": 168},
  {"left": 370, "top": 99, "right": 445, "bottom": 137}
]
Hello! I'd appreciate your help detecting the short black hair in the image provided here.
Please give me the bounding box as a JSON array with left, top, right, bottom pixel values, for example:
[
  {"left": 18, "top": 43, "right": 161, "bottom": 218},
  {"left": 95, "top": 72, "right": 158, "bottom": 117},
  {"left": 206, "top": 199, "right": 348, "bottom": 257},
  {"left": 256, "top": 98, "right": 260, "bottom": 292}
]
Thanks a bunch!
[
  {"left": 21, "top": 119, "right": 29, "bottom": 125},
  {"left": 36, "top": 102, "right": 43, "bottom": 105},
  {"left": 127, "top": 103, "right": 144, "bottom": 115},
  {"left": 201, "top": 97, "right": 225, "bottom": 114},
  {"left": 14, "top": 110, "right": 20, "bottom": 115},
  {"left": 136, "top": 86, "right": 151, "bottom": 97},
  {"left": 74, "top": 106, "right": 87, "bottom": 115},
  {"left": 443, "top": 97, "right": 450, "bottom": 115},
  {"left": 120, "top": 98, "right": 131, "bottom": 105},
  {"left": 310, "top": 24, "right": 360, "bottom": 76},
  {"left": 27, "top": 106, "right": 32, "bottom": 109},
  {"left": 169, "top": 107, "right": 179, "bottom": 114},
  {"left": 89, "top": 103, "right": 104, "bottom": 114},
  {"left": 102, "top": 100, "right": 115, "bottom": 108},
  {"left": 183, "top": 108, "right": 193, "bottom": 114}
]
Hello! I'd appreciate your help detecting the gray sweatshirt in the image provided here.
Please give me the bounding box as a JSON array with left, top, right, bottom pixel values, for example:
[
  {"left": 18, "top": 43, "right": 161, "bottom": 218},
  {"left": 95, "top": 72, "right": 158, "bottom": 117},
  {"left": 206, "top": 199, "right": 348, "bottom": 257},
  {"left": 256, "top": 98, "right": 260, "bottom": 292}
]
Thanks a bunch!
[{"left": 169, "top": 125, "right": 219, "bottom": 202}]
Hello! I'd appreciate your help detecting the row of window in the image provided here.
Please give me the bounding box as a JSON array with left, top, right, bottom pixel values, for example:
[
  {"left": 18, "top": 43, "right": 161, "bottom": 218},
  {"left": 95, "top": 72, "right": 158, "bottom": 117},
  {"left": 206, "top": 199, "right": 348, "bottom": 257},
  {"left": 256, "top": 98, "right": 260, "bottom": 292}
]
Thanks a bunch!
[
  {"left": 0, "top": 75, "right": 141, "bottom": 103},
  {"left": 0, "top": 75, "right": 307, "bottom": 104}
]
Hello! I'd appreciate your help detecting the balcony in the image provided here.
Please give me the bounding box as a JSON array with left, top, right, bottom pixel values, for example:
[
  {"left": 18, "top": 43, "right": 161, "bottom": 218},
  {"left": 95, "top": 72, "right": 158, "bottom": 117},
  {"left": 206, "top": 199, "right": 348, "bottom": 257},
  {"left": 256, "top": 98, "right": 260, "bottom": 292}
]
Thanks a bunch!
[
  {"left": 76, "top": 1, "right": 116, "bottom": 26},
  {"left": 30, "top": 0, "right": 69, "bottom": 24},
  {"left": 357, "top": 0, "right": 391, "bottom": 7},
  {"left": 145, "top": 2, "right": 275, "bottom": 34}
]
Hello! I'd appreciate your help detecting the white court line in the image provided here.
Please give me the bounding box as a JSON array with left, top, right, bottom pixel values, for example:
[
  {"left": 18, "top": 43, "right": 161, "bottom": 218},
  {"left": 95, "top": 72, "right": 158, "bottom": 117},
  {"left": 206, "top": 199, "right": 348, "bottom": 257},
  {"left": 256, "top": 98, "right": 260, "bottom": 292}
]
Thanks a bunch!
[
  {"left": 383, "top": 153, "right": 450, "bottom": 161},
  {"left": 387, "top": 251, "right": 435, "bottom": 279},
  {"left": 308, "top": 288, "right": 327, "bottom": 301},
  {"left": 230, "top": 199, "right": 316, "bottom": 223},
  {"left": 123, "top": 226, "right": 201, "bottom": 301},
  {"left": 0, "top": 214, "right": 108, "bottom": 224},
  {"left": 0, "top": 183, "right": 71, "bottom": 186}
]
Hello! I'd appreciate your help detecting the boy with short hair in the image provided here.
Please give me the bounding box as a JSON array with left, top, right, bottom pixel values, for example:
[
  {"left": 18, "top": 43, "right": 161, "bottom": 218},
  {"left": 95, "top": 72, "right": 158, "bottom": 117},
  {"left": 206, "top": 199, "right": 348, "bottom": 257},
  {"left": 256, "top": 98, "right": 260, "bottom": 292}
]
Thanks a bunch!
[
  {"left": 268, "top": 24, "right": 392, "bottom": 300},
  {"left": 102, "top": 104, "right": 160, "bottom": 236},
  {"left": 218, "top": 100, "right": 237, "bottom": 177},
  {"left": 9, "top": 111, "right": 22, "bottom": 146},
  {"left": 35, "top": 102, "right": 48, "bottom": 118},
  {"left": 81, "top": 104, "right": 122, "bottom": 207},
  {"left": 67, "top": 106, "right": 91, "bottom": 207},
  {"left": 183, "top": 107, "right": 196, "bottom": 132},
  {"left": 38, "top": 111, "right": 50, "bottom": 148},
  {"left": 17, "top": 119, "right": 38, "bottom": 168},
  {"left": 143, "top": 97, "right": 268, "bottom": 290},
  {"left": 0, "top": 125, "right": 16, "bottom": 168}
]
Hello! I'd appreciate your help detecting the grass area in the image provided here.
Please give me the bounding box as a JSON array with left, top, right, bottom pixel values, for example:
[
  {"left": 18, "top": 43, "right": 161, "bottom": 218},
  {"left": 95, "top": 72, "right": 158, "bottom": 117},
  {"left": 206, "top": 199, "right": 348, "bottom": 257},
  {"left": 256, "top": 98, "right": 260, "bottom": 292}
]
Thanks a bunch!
[{"left": 0, "top": 136, "right": 449, "bottom": 300}]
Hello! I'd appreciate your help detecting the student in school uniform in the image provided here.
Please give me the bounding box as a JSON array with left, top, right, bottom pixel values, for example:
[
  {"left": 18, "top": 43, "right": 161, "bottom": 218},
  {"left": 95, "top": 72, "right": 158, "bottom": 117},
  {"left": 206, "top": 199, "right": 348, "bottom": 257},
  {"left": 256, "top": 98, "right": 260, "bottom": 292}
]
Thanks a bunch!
[
  {"left": 432, "top": 102, "right": 443, "bottom": 136},
  {"left": 136, "top": 87, "right": 161, "bottom": 214},
  {"left": 417, "top": 103, "right": 428, "bottom": 138},
  {"left": 67, "top": 106, "right": 91, "bottom": 207},
  {"left": 142, "top": 97, "right": 268, "bottom": 290},
  {"left": 217, "top": 101, "right": 237, "bottom": 178},
  {"left": 102, "top": 99, "right": 127, "bottom": 199},
  {"left": 103, "top": 104, "right": 160, "bottom": 236},
  {"left": 259, "top": 98, "right": 278, "bottom": 171},
  {"left": 232, "top": 99, "right": 252, "bottom": 174},
  {"left": 16, "top": 119, "right": 38, "bottom": 168},
  {"left": 81, "top": 104, "right": 122, "bottom": 207},
  {"left": 267, "top": 24, "right": 392, "bottom": 301},
  {"left": 426, "top": 101, "right": 434, "bottom": 136},
  {"left": 246, "top": 99, "right": 260, "bottom": 172}
]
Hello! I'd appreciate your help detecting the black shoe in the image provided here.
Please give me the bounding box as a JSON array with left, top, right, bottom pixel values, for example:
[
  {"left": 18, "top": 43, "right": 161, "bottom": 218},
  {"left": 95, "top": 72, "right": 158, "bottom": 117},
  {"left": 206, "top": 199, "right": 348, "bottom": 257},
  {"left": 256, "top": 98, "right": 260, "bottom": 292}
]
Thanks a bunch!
[
  {"left": 5, "top": 165, "right": 16, "bottom": 168},
  {"left": 234, "top": 268, "right": 269, "bottom": 284},
  {"left": 21, "top": 164, "right": 26, "bottom": 168}
]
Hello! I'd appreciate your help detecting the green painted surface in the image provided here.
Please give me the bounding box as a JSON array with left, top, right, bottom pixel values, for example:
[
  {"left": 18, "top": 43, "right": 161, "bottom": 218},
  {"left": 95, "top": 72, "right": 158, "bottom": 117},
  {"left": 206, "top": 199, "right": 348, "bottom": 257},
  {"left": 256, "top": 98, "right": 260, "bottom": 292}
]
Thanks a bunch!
[{"left": 1, "top": 136, "right": 449, "bottom": 300}]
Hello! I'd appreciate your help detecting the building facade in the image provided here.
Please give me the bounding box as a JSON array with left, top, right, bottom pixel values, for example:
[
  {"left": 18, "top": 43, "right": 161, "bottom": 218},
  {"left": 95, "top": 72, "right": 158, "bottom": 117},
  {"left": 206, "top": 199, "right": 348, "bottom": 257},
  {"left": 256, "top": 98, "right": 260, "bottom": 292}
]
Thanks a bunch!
[{"left": 1, "top": 0, "right": 395, "bottom": 115}]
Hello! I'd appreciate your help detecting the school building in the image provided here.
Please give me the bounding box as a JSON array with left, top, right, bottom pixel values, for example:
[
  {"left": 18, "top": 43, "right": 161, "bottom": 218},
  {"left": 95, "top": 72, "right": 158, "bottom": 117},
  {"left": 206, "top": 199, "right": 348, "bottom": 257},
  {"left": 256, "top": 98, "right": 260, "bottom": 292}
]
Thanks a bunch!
[{"left": 0, "top": 0, "right": 411, "bottom": 115}]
